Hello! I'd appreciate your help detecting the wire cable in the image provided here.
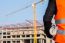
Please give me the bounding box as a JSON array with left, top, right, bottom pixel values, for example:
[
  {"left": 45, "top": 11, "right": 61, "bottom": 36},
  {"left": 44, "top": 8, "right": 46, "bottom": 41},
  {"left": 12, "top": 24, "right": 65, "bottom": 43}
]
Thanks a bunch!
[
  {"left": 6, "top": 4, "right": 31, "bottom": 16},
  {"left": 5, "top": 0, "right": 43, "bottom": 16}
]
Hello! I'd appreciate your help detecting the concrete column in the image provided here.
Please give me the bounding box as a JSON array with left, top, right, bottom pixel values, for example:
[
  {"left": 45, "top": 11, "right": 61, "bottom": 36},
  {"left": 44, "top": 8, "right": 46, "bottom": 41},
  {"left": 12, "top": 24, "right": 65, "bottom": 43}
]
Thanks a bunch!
[
  {"left": 20, "top": 40, "right": 24, "bottom": 43},
  {"left": 20, "top": 40, "right": 22, "bottom": 43},
  {"left": 1, "top": 30, "right": 3, "bottom": 39},
  {"left": 30, "top": 35, "right": 32, "bottom": 43},
  {"left": 1, "top": 41, "right": 3, "bottom": 43},
  {"left": 15, "top": 41, "right": 17, "bottom": 43},
  {"left": 51, "top": 40, "right": 55, "bottom": 43},
  {"left": 41, "top": 39, "right": 42, "bottom": 43},
  {"left": 42, "top": 39, "right": 45, "bottom": 43},
  {"left": 11, "top": 40, "right": 12, "bottom": 43},
  {"left": 30, "top": 39, "right": 32, "bottom": 43},
  {"left": 46, "top": 37, "right": 51, "bottom": 43}
]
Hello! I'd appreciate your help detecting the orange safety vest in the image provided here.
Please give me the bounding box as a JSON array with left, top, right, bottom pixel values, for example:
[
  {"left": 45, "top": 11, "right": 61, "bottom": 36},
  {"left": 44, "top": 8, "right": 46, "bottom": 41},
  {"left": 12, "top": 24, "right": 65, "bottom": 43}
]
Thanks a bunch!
[{"left": 54, "top": 0, "right": 65, "bottom": 42}]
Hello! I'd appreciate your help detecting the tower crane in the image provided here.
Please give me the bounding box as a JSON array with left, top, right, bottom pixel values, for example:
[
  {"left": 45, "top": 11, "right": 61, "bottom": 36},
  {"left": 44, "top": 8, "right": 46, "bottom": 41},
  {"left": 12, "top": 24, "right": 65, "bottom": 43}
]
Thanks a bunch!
[{"left": 32, "top": 0, "right": 43, "bottom": 43}]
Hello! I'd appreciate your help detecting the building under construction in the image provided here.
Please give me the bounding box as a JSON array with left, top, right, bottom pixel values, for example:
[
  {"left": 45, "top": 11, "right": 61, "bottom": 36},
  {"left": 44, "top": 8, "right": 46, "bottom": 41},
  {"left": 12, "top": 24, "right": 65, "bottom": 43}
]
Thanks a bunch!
[{"left": 0, "top": 21, "right": 53, "bottom": 43}]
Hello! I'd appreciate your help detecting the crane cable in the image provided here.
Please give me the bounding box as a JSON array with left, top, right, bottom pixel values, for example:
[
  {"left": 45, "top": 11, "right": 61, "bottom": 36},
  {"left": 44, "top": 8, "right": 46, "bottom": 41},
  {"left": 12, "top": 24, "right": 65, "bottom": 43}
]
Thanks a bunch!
[
  {"left": 6, "top": 4, "right": 31, "bottom": 16},
  {"left": 5, "top": 0, "right": 43, "bottom": 16}
]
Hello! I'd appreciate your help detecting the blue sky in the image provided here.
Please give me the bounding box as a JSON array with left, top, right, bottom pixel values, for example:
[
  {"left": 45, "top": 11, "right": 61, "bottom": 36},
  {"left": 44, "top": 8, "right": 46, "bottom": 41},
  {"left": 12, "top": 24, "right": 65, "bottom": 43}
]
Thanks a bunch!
[{"left": 0, "top": 0, "right": 49, "bottom": 26}]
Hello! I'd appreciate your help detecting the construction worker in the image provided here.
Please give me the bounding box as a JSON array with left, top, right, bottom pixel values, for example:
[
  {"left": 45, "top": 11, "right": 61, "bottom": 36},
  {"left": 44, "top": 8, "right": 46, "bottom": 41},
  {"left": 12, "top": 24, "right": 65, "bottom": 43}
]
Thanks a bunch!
[
  {"left": 43, "top": 0, "right": 56, "bottom": 39},
  {"left": 43, "top": 0, "right": 65, "bottom": 43}
]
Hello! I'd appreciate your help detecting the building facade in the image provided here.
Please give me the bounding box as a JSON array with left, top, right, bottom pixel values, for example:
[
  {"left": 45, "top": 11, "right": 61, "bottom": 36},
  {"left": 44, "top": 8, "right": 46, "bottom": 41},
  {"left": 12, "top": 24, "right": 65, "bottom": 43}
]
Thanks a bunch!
[{"left": 0, "top": 23, "right": 53, "bottom": 43}]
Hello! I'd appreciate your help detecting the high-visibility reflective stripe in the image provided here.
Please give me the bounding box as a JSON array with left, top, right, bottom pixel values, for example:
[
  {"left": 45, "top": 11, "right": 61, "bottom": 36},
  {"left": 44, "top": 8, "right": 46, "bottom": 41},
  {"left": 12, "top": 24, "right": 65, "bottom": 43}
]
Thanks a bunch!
[
  {"left": 55, "top": 19, "right": 65, "bottom": 24},
  {"left": 57, "top": 29, "right": 65, "bottom": 35}
]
